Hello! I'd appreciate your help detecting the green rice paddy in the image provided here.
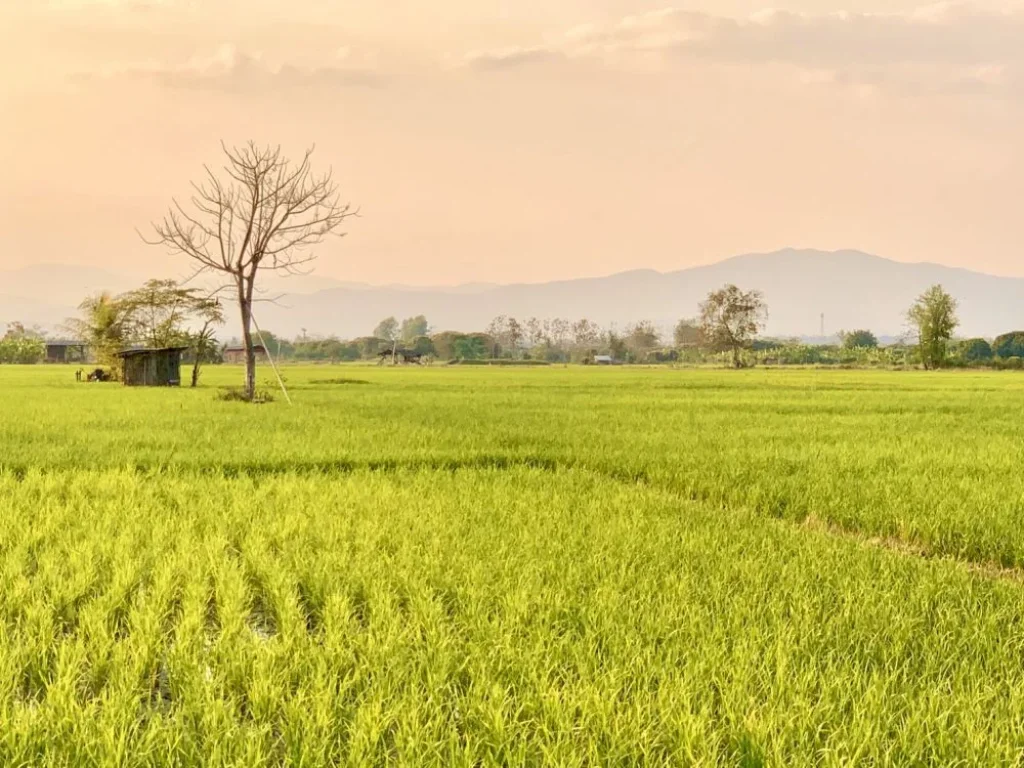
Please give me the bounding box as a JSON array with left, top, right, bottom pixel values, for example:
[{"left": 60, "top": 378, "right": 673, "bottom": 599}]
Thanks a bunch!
[{"left": 3, "top": 365, "right": 1024, "bottom": 765}]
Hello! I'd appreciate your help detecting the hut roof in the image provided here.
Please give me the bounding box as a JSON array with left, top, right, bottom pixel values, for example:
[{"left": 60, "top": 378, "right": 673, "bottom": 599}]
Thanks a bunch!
[
  {"left": 116, "top": 346, "right": 188, "bottom": 358},
  {"left": 45, "top": 339, "right": 87, "bottom": 347}
]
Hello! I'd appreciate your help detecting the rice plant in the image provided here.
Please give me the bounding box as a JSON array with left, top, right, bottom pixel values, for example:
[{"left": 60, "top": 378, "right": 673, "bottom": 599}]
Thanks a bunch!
[{"left": 3, "top": 364, "right": 1024, "bottom": 764}]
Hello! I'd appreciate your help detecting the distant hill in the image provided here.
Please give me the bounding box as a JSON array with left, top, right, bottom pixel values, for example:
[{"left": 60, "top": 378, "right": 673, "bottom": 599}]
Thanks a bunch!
[{"left": 3, "top": 249, "right": 1024, "bottom": 339}]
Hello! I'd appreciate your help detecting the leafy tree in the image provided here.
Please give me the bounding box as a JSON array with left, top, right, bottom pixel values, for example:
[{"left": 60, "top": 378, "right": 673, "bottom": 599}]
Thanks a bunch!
[
  {"left": 2, "top": 322, "right": 44, "bottom": 340},
  {"left": 64, "top": 292, "right": 132, "bottom": 370},
  {"left": 338, "top": 342, "right": 361, "bottom": 362},
  {"left": 409, "top": 335, "right": 436, "bottom": 358},
  {"left": 352, "top": 336, "right": 388, "bottom": 359},
  {"left": 841, "top": 329, "right": 878, "bottom": 349},
  {"left": 430, "top": 331, "right": 462, "bottom": 360},
  {"left": 0, "top": 324, "right": 45, "bottom": 364},
  {"left": 907, "top": 285, "right": 958, "bottom": 370},
  {"left": 993, "top": 332, "right": 1024, "bottom": 359},
  {"left": 318, "top": 338, "right": 347, "bottom": 363},
  {"left": 118, "top": 279, "right": 194, "bottom": 348},
  {"left": 453, "top": 336, "right": 487, "bottom": 361},
  {"left": 253, "top": 330, "right": 294, "bottom": 360},
  {"left": 373, "top": 317, "right": 399, "bottom": 342},
  {"left": 111, "top": 279, "right": 225, "bottom": 386},
  {"left": 148, "top": 143, "right": 356, "bottom": 401},
  {"left": 960, "top": 338, "right": 993, "bottom": 362},
  {"left": 674, "top": 318, "right": 702, "bottom": 349},
  {"left": 400, "top": 315, "right": 429, "bottom": 342},
  {"left": 625, "top": 321, "right": 660, "bottom": 362},
  {"left": 699, "top": 285, "right": 768, "bottom": 368},
  {"left": 605, "top": 331, "right": 628, "bottom": 362}
]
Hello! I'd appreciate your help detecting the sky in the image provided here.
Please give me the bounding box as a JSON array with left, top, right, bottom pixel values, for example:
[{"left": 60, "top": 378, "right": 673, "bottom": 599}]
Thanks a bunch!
[{"left": 2, "top": 0, "right": 1023, "bottom": 285}]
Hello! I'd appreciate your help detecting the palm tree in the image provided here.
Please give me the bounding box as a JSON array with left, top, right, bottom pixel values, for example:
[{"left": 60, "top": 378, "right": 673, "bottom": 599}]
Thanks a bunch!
[
  {"left": 63, "top": 292, "right": 130, "bottom": 371},
  {"left": 189, "top": 299, "right": 225, "bottom": 387}
]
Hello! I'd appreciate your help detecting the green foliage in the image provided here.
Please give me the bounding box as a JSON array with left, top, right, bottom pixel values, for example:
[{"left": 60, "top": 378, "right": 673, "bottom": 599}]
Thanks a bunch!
[
  {"left": 699, "top": 284, "right": 768, "bottom": 368},
  {"left": 217, "top": 386, "right": 275, "bottom": 403},
  {"left": 351, "top": 337, "right": 389, "bottom": 359},
  {"left": 992, "top": 331, "right": 1024, "bottom": 359},
  {"left": 907, "top": 284, "right": 959, "bottom": 370},
  {"left": 624, "top": 321, "right": 660, "bottom": 362},
  {"left": 293, "top": 337, "right": 360, "bottom": 363},
  {"left": 400, "top": 315, "right": 430, "bottom": 342},
  {"left": 0, "top": 325, "right": 45, "bottom": 364},
  {"left": 408, "top": 335, "right": 436, "bottom": 358},
  {"left": 605, "top": 331, "right": 628, "bottom": 362},
  {"left": 252, "top": 330, "right": 294, "bottom": 360},
  {"left": 3, "top": 366, "right": 1024, "bottom": 763},
  {"left": 841, "top": 329, "right": 878, "bottom": 349},
  {"left": 67, "top": 280, "right": 224, "bottom": 379},
  {"left": 958, "top": 338, "right": 994, "bottom": 363},
  {"left": 992, "top": 355, "right": 1024, "bottom": 370},
  {"left": 373, "top": 317, "right": 399, "bottom": 342},
  {"left": 673, "top": 318, "right": 702, "bottom": 348},
  {"left": 453, "top": 335, "right": 488, "bottom": 360},
  {"left": 65, "top": 292, "right": 132, "bottom": 369}
]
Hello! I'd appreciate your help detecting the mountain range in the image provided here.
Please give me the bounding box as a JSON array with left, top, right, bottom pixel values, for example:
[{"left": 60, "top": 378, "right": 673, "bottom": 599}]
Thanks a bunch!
[{"left": 2, "top": 249, "right": 1023, "bottom": 340}]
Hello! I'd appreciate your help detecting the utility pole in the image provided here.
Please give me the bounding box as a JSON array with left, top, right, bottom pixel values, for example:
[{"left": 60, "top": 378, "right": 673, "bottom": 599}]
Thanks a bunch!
[{"left": 820, "top": 313, "right": 825, "bottom": 339}]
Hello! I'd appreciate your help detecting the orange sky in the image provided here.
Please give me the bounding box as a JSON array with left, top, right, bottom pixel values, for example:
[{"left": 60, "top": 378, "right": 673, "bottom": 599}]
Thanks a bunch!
[{"left": 2, "top": 0, "right": 1023, "bottom": 284}]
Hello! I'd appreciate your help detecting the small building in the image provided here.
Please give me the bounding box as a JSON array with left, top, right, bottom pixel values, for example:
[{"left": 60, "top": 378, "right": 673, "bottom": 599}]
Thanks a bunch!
[
  {"left": 116, "top": 347, "right": 187, "bottom": 387},
  {"left": 594, "top": 355, "right": 616, "bottom": 365},
  {"left": 222, "top": 345, "right": 267, "bottom": 365},
  {"left": 45, "top": 340, "right": 88, "bottom": 364}
]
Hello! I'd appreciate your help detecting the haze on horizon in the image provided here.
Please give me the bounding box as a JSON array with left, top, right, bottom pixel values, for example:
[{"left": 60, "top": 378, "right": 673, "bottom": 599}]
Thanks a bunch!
[{"left": 2, "top": 0, "right": 1023, "bottom": 287}]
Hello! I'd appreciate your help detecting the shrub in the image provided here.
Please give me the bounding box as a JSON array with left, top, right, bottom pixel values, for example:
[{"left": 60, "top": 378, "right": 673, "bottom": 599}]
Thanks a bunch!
[
  {"left": 993, "top": 332, "right": 1024, "bottom": 359},
  {"left": 218, "top": 387, "right": 275, "bottom": 403},
  {"left": 959, "top": 338, "right": 993, "bottom": 362},
  {"left": 993, "top": 356, "right": 1024, "bottom": 371}
]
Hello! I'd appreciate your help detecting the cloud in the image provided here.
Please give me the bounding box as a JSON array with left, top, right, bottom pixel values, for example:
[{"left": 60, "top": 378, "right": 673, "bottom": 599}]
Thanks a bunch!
[
  {"left": 28, "top": 0, "right": 187, "bottom": 10},
  {"left": 462, "top": 3, "right": 1024, "bottom": 99},
  {"left": 80, "top": 44, "right": 381, "bottom": 90},
  {"left": 462, "top": 46, "right": 566, "bottom": 71}
]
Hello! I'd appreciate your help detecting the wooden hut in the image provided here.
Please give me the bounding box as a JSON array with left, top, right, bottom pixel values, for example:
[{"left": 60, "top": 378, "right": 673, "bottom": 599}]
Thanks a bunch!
[
  {"left": 116, "top": 347, "right": 186, "bottom": 387},
  {"left": 222, "top": 344, "right": 267, "bottom": 365},
  {"left": 45, "top": 340, "right": 88, "bottom": 363}
]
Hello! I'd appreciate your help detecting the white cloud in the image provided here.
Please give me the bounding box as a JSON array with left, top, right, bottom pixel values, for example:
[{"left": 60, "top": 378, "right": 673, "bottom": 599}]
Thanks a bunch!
[
  {"left": 462, "top": 46, "right": 565, "bottom": 70},
  {"left": 38, "top": 0, "right": 186, "bottom": 9},
  {"left": 81, "top": 43, "right": 381, "bottom": 89},
  {"left": 462, "top": 2, "right": 1024, "bottom": 99}
]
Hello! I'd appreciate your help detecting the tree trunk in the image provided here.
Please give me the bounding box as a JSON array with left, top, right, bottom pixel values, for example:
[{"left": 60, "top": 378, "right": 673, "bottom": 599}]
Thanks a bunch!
[{"left": 239, "top": 282, "right": 256, "bottom": 401}]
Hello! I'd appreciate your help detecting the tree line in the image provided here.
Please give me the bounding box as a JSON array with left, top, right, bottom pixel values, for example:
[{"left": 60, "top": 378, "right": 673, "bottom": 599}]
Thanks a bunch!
[
  {"left": 4, "top": 277, "right": 1024, "bottom": 371},
  {"left": 239, "top": 284, "right": 1024, "bottom": 369},
  {"left": 46, "top": 140, "right": 1016, "bottom": 398}
]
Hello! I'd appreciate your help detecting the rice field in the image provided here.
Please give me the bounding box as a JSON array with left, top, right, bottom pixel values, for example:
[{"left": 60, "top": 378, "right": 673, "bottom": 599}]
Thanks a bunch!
[{"left": 3, "top": 364, "right": 1024, "bottom": 765}]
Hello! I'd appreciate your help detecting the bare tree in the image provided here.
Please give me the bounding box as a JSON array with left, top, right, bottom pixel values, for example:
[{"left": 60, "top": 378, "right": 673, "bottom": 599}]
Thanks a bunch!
[{"left": 147, "top": 143, "right": 356, "bottom": 400}]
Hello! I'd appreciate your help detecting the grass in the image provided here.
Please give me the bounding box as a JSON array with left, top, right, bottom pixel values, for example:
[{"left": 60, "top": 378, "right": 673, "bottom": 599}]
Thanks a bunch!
[{"left": 2, "top": 364, "right": 1024, "bottom": 764}]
